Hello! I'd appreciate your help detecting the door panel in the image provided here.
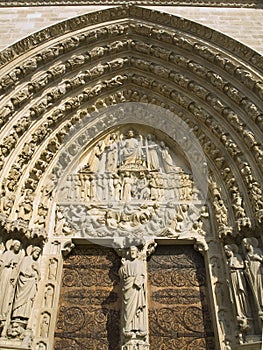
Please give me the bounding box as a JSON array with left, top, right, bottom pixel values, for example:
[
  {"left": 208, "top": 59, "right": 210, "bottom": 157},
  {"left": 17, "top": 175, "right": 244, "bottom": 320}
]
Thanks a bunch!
[
  {"left": 54, "top": 246, "right": 121, "bottom": 350},
  {"left": 54, "top": 245, "right": 215, "bottom": 349},
  {"left": 148, "top": 245, "right": 215, "bottom": 350}
]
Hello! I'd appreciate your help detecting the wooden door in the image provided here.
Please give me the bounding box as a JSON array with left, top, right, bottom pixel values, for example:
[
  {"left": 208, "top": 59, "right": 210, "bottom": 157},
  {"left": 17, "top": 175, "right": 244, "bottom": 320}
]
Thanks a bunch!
[
  {"left": 148, "top": 245, "right": 215, "bottom": 349},
  {"left": 54, "top": 245, "right": 121, "bottom": 350}
]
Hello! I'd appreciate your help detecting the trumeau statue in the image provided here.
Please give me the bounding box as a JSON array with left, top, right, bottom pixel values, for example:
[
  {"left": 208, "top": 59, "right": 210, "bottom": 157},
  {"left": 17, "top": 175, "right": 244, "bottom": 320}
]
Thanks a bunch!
[
  {"left": 119, "top": 246, "right": 147, "bottom": 338},
  {"left": 117, "top": 241, "right": 156, "bottom": 350}
]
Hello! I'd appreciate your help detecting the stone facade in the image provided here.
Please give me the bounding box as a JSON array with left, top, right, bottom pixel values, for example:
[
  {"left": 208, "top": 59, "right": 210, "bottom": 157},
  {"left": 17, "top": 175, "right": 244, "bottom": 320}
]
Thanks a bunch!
[
  {"left": 0, "top": 4, "right": 262, "bottom": 350},
  {"left": 0, "top": 7, "right": 263, "bottom": 54}
]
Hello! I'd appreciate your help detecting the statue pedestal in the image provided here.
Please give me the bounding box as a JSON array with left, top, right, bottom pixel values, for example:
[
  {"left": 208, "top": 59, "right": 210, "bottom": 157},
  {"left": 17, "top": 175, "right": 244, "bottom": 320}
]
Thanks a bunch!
[
  {"left": 237, "top": 342, "right": 261, "bottom": 350},
  {"left": 121, "top": 339, "right": 150, "bottom": 350},
  {"left": 0, "top": 339, "right": 30, "bottom": 350}
]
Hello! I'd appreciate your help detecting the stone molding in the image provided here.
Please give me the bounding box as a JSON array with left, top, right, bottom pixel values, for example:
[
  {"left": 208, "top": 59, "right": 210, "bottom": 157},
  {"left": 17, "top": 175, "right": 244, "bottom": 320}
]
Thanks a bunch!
[
  {"left": 0, "top": 7, "right": 262, "bottom": 240},
  {"left": 0, "top": 0, "right": 262, "bottom": 8},
  {"left": 0, "top": 6, "right": 262, "bottom": 73}
]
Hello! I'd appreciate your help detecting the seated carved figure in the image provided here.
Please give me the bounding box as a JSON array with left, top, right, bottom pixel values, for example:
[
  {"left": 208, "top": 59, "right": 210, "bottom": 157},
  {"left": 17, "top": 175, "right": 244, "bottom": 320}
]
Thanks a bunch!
[{"left": 120, "top": 130, "right": 143, "bottom": 166}]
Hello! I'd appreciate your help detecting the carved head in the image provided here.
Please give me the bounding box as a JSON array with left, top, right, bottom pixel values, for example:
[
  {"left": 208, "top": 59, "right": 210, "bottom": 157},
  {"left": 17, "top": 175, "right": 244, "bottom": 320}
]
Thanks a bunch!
[
  {"left": 129, "top": 246, "right": 139, "bottom": 260},
  {"left": 224, "top": 244, "right": 238, "bottom": 257},
  {"left": 160, "top": 141, "right": 165, "bottom": 149},
  {"left": 140, "top": 212, "right": 149, "bottom": 224},
  {"left": 242, "top": 237, "right": 258, "bottom": 251},
  {"left": 127, "top": 129, "right": 134, "bottom": 138},
  {"left": 111, "top": 133, "right": 117, "bottom": 141},
  {"left": 147, "top": 134, "right": 154, "bottom": 141},
  {"left": 11, "top": 240, "right": 21, "bottom": 253},
  {"left": 32, "top": 246, "right": 41, "bottom": 259}
]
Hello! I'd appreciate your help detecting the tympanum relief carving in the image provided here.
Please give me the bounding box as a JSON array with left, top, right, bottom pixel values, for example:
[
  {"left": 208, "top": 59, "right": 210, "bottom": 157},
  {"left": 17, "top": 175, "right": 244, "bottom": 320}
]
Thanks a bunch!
[{"left": 57, "top": 125, "right": 207, "bottom": 248}]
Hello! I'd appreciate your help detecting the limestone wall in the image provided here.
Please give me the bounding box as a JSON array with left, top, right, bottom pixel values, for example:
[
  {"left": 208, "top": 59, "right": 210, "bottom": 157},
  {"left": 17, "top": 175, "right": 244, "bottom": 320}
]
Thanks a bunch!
[{"left": 0, "top": 6, "right": 262, "bottom": 54}]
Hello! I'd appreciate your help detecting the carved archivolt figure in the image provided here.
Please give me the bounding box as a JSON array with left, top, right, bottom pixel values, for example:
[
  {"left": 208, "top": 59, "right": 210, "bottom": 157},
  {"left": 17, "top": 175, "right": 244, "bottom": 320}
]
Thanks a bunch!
[
  {"left": 40, "top": 313, "right": 50, "bottom": 338},
  {"left": 44, "top": 285, "right": 54, "bottom": 308},
  {"left": 224, "top": 244, "right": 251, "bottom": 320},
  {"left": 242, "top": 238, "right": 263, "bottom": 311},
  {"left": 12, "top": 246, "right": 41, "bottom": 321},
  {"left": 48, "top": 258, "right": 57, "bottom": 280},
  {"left": 0, "top": 240, "right": 22, "bottom": 325},
  {"left": 119, "top": 246, "right": 147, "bottom": 338}
]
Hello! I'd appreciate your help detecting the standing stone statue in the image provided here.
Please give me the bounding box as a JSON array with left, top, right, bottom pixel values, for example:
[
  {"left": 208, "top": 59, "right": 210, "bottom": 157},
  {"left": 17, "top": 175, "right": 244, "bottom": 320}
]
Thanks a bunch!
[
  {"left": 121, "top": 172, "right": 133, "bottom": 202},
  {"left": 0, "top": 240, "right": 22, "bottom": 329},
  {"left": 242, "top": 238, "right": 263, "bottom": 313},
  {"left": 12, "top": 246, "right": 41, "bottom": 323},
  {"left": 146, "top": 134, "right": 160, "bottom": 170},
  {"left": 105, "top": 133, "right": 119, "bottom": 172},
  {"left": 224, "top": 244, "right": 251, "bottom": 326},
  {"left": 87, "top": 140, "right": 105, "bottom": 172},
  {"left": 119, "top": 246, "right": 147, "bottom": 339},
  {"left": 160, "top": 141, "right": 177, "bottom": 173}
]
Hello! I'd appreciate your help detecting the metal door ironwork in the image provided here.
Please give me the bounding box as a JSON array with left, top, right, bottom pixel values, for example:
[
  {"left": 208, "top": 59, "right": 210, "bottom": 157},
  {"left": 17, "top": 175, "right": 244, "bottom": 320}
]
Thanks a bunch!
[
  {"left": 148, "top": 245, "right": 215, "bottom": 349},
  {"left": 54, "top": 245, "right": 121, "bottom": 350},
  {"left": 54, "top": 244, "right": 214, "bottom": 349}
]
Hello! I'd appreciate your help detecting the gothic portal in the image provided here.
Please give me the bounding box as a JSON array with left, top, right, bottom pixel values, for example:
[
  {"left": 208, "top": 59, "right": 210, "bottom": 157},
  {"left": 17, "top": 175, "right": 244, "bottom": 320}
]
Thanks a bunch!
[{"left": 0, "top": 5, "right": 262, "bottom": 350}]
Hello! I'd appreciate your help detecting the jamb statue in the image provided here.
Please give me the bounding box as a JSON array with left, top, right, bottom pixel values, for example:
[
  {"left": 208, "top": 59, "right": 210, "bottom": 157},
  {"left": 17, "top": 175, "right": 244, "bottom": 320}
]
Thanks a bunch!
[
  {"left": 242, "top": 238, "right": 263, "bottom": 317},
  {"left": 0, "top": 240, "right": 22, "bottom": 334},
  {"left": 11, "top": 246, "right": 41, "bottom": 325},
  {"left": 224, "top": 244, "right": 251, "bottom": 320}
]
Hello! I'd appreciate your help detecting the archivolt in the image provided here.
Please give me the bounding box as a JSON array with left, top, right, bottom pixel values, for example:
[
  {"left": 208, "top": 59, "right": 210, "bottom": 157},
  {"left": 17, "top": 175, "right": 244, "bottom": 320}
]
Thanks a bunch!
[{"left": 0, "top": 5, "right": 262, "bottom": 240}]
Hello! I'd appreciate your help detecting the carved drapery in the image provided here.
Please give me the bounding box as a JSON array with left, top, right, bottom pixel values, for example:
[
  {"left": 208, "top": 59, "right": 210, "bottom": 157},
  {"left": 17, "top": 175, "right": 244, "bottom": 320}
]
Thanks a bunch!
[{"left": 0, "top": 6, "right": 261, "bottom": 240}]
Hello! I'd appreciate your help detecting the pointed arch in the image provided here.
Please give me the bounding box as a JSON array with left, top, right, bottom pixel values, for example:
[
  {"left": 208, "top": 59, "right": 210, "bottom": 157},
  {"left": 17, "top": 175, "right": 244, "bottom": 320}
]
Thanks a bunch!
[{"left": 0, "top": 6, "right": 262, "bottom": 240}]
